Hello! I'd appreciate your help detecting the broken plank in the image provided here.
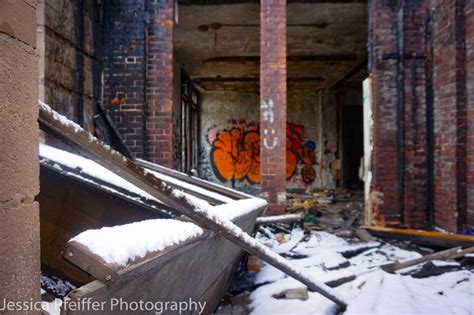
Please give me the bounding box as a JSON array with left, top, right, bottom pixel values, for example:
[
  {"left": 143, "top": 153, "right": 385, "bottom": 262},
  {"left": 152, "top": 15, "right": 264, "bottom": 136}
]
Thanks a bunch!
[
  {"left": 137, "top": 158, "right": 248, "bottom": 201},
  {"left": 38, "top": 102, "right": 348, "bottom": 309},
  {"left": 362, "top": 226, "right": 474, "bottom": 248},
  {"left": 256, "top": 213, "right": 304, "bottom": 225},
  {"left": 381, "top": 246, "right": 461, "bottom": 273},
  {"left": 382, "top": 246, "right": 474, "bottom": 273}
]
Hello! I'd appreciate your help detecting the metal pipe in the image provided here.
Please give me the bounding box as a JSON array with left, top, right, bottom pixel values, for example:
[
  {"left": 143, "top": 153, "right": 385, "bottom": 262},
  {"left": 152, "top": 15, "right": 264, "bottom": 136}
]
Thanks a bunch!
[
  {"left": 425, "top": 10, "right": 435, "bottom": 230},
  {"left": 143, "top": 8, "right": 150, "bottom": 160},
  {"left": 396, "top": 6, "right": 406, "bottom": 224}
]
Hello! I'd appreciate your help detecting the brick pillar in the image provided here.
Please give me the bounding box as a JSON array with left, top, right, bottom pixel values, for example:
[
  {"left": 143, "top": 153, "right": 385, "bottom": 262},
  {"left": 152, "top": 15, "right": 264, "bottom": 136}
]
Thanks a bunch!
[
  {"left": 369, "top": 0, "right": 401, "bottom": 226},
  {"left": 0, "top": 0, "right": 40, "bottom": 308},
  {"left": 146, "top": 0, "right": 175, "bottom": 168},
  {"left": 260, "top": 0, "right": 287, "bottom": 215}
]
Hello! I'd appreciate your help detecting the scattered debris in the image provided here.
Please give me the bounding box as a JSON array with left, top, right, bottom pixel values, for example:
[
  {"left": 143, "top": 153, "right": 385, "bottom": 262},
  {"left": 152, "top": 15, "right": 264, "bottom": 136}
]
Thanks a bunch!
[
  {"left": 222, "top": 223, "right": 474, "bottom": 314},
  {"left": 286, "top": 189, "right": 363, "bottom": 233},
  {"left": 247, "top": 255, "right": 261, "bottom": 272},
  {"left": 273, "top": 288, "right": 308, "bottom": 301}
]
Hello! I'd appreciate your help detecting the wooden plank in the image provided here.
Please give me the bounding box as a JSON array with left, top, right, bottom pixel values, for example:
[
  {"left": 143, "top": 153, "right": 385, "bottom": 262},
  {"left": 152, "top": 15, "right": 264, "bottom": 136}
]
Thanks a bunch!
[
  {"left": 39, "top": 103, "right": 347, "bottom": 308},
  {"left": 64, "top": 233, "right": 207, "bottom": 283},
  {"left": 381, "top": 246, "right": 474, "bottom": 273},
  {"left": 64, "top": 212, "right": 260, "bottom": 315},
  {"left": 363, "top": 226, "right": 474, "bottom": 248},
  {"left": 256, "top": 213, "right": 304, "bottom": 225},
  {"left": 381, "top": 246, "right": 461, "bottom": 273},
  {"left": 38, "top": 165, "right": 168, "bottom": 285},
  {"left": 137, "top": 158, "right": 249, "bottom": 200},
  {"left": 93, "top": 102, "right": 133, "bottom": 160}
]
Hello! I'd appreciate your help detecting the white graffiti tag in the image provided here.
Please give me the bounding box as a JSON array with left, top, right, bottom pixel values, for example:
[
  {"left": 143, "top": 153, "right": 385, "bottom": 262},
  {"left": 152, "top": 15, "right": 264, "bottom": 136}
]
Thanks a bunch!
[{"left": 261, "top": 99, "right": 278, "bottom": 150}]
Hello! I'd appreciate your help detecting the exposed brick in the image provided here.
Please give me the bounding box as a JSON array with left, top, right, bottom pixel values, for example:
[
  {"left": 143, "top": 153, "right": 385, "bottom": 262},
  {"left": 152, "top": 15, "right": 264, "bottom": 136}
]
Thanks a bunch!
[{"left": 260, "top": 0, "right": 287, "bottom": 214}]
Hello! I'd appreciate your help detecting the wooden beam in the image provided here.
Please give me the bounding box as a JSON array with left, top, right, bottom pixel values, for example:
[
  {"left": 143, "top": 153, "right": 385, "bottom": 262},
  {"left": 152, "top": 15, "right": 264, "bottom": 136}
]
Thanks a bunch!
[
  {"left": 256, "top": 213, "right": 304, "bottom": 225},
  {"left": 38, "top": 103, "right": 348, "bottom": 308},
  {"left": 202, "top": 54, "right": 358, "bottom": 64},
  {"left": 136, "top": 158, "right": 248, "bottom": 200},
  {"left": 381, "top": 246, "right": 474, "bottom": 273},
  {"left": 363, "top": 226, "right": 474, "bottom": 248}
]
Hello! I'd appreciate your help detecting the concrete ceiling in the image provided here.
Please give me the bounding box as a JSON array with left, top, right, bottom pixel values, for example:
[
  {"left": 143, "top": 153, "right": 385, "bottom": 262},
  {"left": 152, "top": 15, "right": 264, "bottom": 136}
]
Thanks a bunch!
[{"left": 174, "top": 3, "right": 367, "bottom": 92}]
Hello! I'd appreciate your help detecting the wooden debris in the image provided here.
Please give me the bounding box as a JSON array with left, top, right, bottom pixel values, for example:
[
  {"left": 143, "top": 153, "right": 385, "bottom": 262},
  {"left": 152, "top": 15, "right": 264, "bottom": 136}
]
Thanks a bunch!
[
  {"left": 93, "top": 102, "right": 133, "bottom": 160},
  {"left": 381, "top": 246, "right": 474, "bottom": 273},
  {"left": 39, "top": 103, "right": 348, "bottom": 309},
  {"left": 325, "top": 275, "right": 357, "bottom": 288},
  {"left": 362, "top": 226, "right": 474, "bottom": 248},
  {"left": 256, "top": 213, "right": 304, "bottom": 225}
]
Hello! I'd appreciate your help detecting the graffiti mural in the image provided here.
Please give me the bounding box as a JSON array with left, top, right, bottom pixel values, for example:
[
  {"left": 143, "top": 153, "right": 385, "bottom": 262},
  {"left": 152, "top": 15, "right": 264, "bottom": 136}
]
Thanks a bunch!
[{"left": 209, "top": 121, "right": 318, "bottom": 186}]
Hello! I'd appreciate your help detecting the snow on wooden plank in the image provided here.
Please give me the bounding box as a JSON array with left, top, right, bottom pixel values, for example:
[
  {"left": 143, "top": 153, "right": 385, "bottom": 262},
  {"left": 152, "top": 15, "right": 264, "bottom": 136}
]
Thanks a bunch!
[
  {"left": 71, "top": 219, "right": 204, "bottom": 267},
  {"left": 256, "top": 213, "right": 304, "bottom": 225},
  {"left": 64, "top": 219, "right": 206, "bottom": 283},
  {"left": 38, "top": 102, "right": 347, "bottom": 308}
]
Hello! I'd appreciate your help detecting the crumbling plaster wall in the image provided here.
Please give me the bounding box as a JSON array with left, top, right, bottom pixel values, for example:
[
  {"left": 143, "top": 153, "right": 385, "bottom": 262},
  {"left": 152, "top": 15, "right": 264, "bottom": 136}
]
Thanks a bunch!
[
  {"left": 37, "top": 0, "right": 104, "bottom": 132},
  {"left": 198, "top": 89, "right": 339, "bottom": 192},
  {"left": 0, "top": 0, "right": 40, "bottom": 306}
]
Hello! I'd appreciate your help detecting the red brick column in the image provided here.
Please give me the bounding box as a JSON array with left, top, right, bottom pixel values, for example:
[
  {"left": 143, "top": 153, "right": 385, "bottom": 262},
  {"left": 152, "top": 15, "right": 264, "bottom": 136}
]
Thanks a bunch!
[
  {"left": 146, "top": 0, "right": 175, "bottom": 168},
  {"left": 260, "top": 0, "right": 287, "bottom": 215},
  {"left": 369, "top": 0, "right": 401, "bottom": 226}
]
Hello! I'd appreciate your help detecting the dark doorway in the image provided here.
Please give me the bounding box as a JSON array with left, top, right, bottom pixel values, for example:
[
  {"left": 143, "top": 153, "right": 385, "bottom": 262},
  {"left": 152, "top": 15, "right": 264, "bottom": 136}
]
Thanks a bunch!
[{"left": 342, "top": 105, "right": 364, "bottom": 189}]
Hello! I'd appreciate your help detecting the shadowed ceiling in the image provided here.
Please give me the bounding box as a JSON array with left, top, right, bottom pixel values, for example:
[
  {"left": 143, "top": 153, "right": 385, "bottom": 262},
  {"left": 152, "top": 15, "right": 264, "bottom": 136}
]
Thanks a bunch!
[{"left": 174, "top": 3, "right": 367, "bottom": 92}]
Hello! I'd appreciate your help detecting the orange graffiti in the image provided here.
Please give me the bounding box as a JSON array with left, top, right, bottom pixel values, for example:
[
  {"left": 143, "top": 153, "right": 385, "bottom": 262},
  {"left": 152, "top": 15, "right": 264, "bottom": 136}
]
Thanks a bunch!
[
  {"left": 211, "top": 128, "right": 261, "bottom": 183},
  {"left": 210, "top": 122, "right": 318, "bottom": 185}
]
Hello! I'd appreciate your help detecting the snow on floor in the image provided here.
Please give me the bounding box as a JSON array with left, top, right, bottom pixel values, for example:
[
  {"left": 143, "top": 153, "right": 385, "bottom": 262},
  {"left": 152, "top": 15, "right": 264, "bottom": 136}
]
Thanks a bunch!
[
  {"left": 250, "top": 227, "right": 473, "bottom": 315},
  {"left": 71, "top": 219, "right": 204, "bottom": 267}
]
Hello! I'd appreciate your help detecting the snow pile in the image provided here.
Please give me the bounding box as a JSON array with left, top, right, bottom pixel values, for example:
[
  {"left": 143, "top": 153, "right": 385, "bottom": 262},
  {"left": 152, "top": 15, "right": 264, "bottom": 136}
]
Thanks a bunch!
[
  {"left": 250, "top": 228, "right": 474, "bottom": 315},
  {"left": 71, "top": 219, "right": 204, "bottom": 266}
]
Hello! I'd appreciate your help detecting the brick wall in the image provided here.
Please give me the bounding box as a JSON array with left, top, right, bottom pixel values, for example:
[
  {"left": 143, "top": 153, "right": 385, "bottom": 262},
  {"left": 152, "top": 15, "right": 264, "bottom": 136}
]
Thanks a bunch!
[
  {"left": 400, "top": 1, "right": 428, "bottom": 228},
  {"left": 260, "top": 0, "right": 287, "bottom": 214},
  {"left": 369, "top": 0, "right": 472, "bottom": 232},
  {"left": 369, "top": 0, "right": 403, "bottom": 226},
  {"left": 146, "top": 0, "right": 175, "bottom": 168},
  {"left": 103, "top": 0, "right": 175, "bottom": 165},
  {"left": 37, "top": 0, "right": 104, "bottom": 133},
  {"left": 432, "top": 0, "right": 467, "bottom": 232},
  {"left": 103, "top": 0, "right": 147, "bottom": 158}
]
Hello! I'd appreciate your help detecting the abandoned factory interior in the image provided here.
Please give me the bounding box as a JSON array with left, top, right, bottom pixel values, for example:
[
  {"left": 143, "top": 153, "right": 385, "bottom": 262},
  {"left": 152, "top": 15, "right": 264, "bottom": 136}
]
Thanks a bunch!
[{"left": 1, "top": 0, "right": 473, "bottom": 314}]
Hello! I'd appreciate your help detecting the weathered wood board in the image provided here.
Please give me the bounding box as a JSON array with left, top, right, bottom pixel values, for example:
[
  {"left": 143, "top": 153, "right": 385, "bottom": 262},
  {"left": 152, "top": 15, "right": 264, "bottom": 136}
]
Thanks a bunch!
[{"left": 64, "top": 212, "right": 261, "bottom": 315}]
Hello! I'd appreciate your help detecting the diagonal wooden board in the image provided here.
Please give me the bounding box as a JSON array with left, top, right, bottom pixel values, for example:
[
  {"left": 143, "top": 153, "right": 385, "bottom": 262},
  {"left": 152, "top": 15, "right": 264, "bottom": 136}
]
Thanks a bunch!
[{"left": 38, "top": 102, "right": 348, "bottom": 308}]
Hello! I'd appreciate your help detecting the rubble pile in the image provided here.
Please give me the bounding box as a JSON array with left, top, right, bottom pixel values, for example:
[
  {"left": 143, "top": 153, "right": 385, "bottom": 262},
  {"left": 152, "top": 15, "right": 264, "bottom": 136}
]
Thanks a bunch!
[{"left": 286, "top": 189, "right": 364, "bottom": 232}]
